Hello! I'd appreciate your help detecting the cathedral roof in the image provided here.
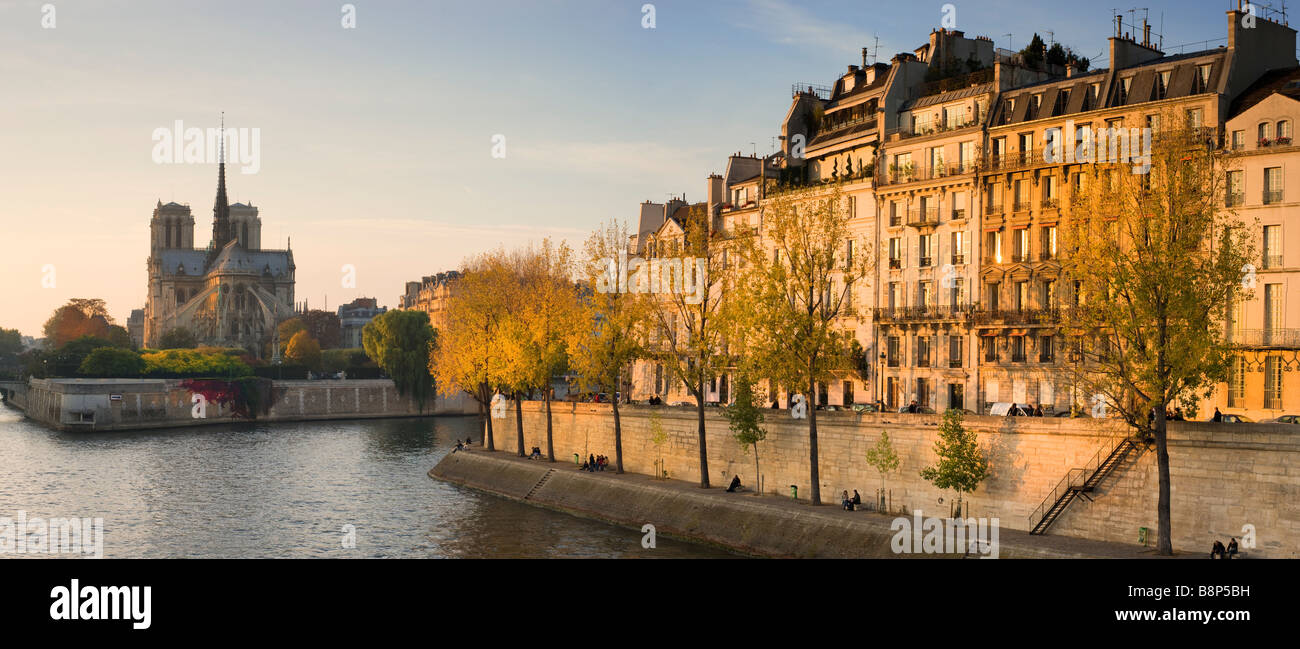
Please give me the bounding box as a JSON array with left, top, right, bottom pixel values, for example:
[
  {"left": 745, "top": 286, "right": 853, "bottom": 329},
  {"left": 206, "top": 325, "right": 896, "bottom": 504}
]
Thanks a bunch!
[
  {"left": 207, "top": 239, "right": 293, "bottom": 276},
  {"left": 157, "top": 249, "right": 208, "bottom": 276}
]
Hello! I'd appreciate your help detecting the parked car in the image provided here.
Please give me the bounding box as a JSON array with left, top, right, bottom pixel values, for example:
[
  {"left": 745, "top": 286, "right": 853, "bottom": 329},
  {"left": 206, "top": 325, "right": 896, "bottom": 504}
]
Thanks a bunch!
[
  {"left": 946, "top": 408, "right": 977, "bottom": 415},
  {"left": 851, "top": 404, "right": 881, "bottom": 413},
  {"left": 1220, "top": 413, "right": 1253, "bottom": 423},
  {"left": 1054, "top": 410, "right": 1091, "bottom": 418},
  {"left": 1265, "top": 414, "right": 1300, "bottom": 424},
  {"left": 989, "top": 402, "right": 1035, "bottom": 417}
]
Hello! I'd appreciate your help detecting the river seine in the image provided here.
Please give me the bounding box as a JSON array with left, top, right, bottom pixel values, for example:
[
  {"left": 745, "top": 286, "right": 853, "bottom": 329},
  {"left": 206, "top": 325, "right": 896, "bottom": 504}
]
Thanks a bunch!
[{"left": 0, "top": 407, "right": 728, "bottom": 558}]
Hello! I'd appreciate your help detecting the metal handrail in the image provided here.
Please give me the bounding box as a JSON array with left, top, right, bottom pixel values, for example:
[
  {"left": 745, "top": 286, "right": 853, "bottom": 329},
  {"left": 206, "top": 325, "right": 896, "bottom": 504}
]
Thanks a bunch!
[{"left": 1028, "top": 433, "right": 1133, "bottom": 528}]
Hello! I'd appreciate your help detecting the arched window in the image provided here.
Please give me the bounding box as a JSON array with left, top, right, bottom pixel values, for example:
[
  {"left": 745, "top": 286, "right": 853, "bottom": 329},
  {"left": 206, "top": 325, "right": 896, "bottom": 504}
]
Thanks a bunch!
[
  {"left": 1259, "top": 122, "right": 1273, "bottom": 143},
  {"left": 1278, "top": 120, "right": 1292, "bottom": 142}
]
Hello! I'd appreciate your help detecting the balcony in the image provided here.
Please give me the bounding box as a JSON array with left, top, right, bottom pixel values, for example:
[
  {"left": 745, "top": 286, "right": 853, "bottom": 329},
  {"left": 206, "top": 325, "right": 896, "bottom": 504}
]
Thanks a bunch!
[
  {"left": 951, "top": 254, "right": 967, "bottom": 265},
  {"left": 1039, "top": 250, "right": 1056, "bottom": 262},
  {"left": 1226, "top": 193, "right": 1244, "bottom": 208},
  {"left": 973, "top": 307, "right": 1060, "bottom": 326},
  {"left": 877, "top": 160, "right": 979, "bottom": 186},
  {"left": 873, "top": 304, "right": 975, "bottom": 323},
  {"left": 889, "top": 214, "right": 903, "bottom": 227},
  {"left": 987, "top": 150, "right": 1045, "bottom": 172},
  {"left": 1264, "top": 189, "right": 1284, "bottom": 205},
  {"left": 889, "top": 258, "right": 902, "bottom": 270},
  {"left": 951, "top": 208, "right": 967, "bottom": 221},
  {"left": 906, "top": 211, "right": 940, "bottom": 228},
  {"left": 1228, "top": 328, "right": 1300, "bottom": 348},
  {"left": 1012, "top": 200, "right": 1032, "bottom": 213},
  {"left": 1263, "top": 254, "right": 1284, "bottom": 269},
  {"left": 1041, "top": 198, "right": 1060, "bottom": 210},
  {"left": 986, "top": 202, "right": 1004, "bottom": 215},
  {"left": 1011, "top": 252, "right": 1031, "bottom": 263}
]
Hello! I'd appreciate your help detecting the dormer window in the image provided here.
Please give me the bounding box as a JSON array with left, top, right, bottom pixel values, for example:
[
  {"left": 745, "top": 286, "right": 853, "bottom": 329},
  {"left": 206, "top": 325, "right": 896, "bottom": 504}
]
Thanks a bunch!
[
  {"left": 1156, "top": 70, "right": 1171, "bottom": 100},
  {"left": 1118, "top": 77, "right": 1132, "bottom": 104},
  {"left": 1194, "top": 64, "right": 1212, "bottom": 93}
]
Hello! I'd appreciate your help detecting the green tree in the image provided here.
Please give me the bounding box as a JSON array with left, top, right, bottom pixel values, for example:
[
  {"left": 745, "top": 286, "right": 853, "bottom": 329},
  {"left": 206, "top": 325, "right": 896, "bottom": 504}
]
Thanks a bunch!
[
  {"left": 284, "top": 330, "right": 323, "bottom": 370},
  {"left": 0, "top": 328, "right": 23, "bottom": 369},
  {"left": 723, "top": 373, "right": 767, "bottom": 494},
  {"left": 78, "top": 347, "right": 146, "bottom": 377},
  {"left": 734, "top": 183, "right": 872, "bottom": 505},
  {"left": 919, "top": 410, "right": 988, "bottom": 516},
  {"left": 362, "top": 309, "right": 436, "bottom": 412},
  {"left": 159, "top": 327, "right": 198, "bottom": 349},
  {"left": 300, "top": 310, "right": 342, "bottom": 349},
  {"left": 864, "top": 430, "right": 900, "bottom": 509},
  {"left": 1061, "top": 114, "right": 1253, "bottom": 555}
]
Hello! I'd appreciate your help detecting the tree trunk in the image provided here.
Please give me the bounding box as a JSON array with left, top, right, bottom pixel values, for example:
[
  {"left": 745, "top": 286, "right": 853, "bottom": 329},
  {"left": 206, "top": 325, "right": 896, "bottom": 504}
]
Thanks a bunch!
[
  {"left": 613, "top": 396, "right": 625, "bottom": 474},
  {"left": 808, "top": 373, "right": 821, "bottom": 506},
  {"left": 514, "top": 390, "right": 525, "bottom": 456},
  {"left": 753, "top": 443, "right": 760, "bottom": 496},
  {"left": 1155, "top": 404, "right": 1173, "bottom": 555},
  {"left": 695, "top": 381, "right": 710, "bottom": 488},
  {"left": 545, "top": 387, "right": 555, "bottom": 462},
  {"left": 482, "top": 383, "right": 495, "bottom": 451}
]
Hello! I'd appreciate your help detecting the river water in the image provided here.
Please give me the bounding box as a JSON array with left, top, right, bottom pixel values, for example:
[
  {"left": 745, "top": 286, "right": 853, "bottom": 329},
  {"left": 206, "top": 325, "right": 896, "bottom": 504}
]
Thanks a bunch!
[{"left": 0, "top": 406, "right": 728, "bottom": 558}]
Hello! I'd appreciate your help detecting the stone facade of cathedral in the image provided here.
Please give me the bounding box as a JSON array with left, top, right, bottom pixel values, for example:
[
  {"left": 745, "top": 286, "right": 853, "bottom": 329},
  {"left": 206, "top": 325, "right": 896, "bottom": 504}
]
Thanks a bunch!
[{"left": 143, "top": 151, "right": 295, "bottom": 356}]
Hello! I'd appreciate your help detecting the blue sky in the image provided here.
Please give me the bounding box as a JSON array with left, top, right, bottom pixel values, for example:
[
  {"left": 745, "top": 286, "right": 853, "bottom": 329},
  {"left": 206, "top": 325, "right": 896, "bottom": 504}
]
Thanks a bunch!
[{"left": 0, "top": 0, "right": 1248, "bottom": 335}]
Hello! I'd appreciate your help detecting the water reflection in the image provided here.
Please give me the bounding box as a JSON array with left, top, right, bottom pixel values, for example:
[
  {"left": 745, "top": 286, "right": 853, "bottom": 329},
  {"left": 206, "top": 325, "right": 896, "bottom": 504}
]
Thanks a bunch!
[{"left": 0, "top": 406, "right": 728, "bottom": 558}]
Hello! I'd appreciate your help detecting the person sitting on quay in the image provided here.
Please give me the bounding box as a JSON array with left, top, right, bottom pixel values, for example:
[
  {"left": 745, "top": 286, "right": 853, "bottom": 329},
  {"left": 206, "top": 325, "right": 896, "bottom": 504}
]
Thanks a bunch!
[
  {"left": 1227, "top": 537, "right": 1239, "bottom": 559},
  {"left": 528, "top": 446, "right": 542, "bottom": 460},
  {"left": 841, "top": 490, "right": 853, "bottom": 511},
  {"left": 1210, "top": 539, "right": 1226, "bottom": 559},
  {"left": 453, "top": 439, "right": 464, "bottom": 453},
  {"left": 852, "top": 490, "right": 862, "bottom": 508},
  {"left": 726, "top": 474, "right": 742, "bottom": 493}
]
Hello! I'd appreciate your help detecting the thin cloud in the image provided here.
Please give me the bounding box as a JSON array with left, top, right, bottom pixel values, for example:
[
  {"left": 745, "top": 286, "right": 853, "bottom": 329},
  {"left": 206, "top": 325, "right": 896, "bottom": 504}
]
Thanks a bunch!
[{"left": 735, "top": 0, "right": 882, "bottom": 57}]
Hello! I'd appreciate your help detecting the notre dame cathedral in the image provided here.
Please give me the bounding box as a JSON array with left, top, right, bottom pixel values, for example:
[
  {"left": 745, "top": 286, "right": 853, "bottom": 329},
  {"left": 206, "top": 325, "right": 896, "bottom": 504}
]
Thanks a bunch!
[{"left": 143, "top": 141, "right": 295, "bottom": 356}]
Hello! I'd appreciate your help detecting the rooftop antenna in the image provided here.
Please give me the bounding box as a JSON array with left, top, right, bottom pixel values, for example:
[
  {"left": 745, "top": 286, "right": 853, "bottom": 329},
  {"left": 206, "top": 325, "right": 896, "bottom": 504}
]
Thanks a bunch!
[{"left": 1003, "top": 33, "right": 1013, "bottom": 52}]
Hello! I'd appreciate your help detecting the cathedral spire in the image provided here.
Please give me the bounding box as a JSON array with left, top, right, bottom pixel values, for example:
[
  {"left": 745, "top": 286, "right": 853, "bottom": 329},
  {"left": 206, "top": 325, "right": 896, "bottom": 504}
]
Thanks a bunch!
[{"left": 211, "top": 112, "right": 232, "bottom": 249}]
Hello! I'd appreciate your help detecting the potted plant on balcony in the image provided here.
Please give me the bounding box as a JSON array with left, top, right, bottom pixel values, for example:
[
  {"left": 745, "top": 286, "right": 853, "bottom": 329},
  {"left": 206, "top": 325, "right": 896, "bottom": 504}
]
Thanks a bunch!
[
  {"left": 1278, "top": 136, "right": 1292, "bottom": 145},
  {"left": 1259, "top": 137, "right": 1272, "bottom": 147}
]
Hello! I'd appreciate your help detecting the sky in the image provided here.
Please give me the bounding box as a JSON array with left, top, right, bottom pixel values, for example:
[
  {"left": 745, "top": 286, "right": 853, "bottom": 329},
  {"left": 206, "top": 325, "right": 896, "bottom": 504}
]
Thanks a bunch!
[{"left": 0, "top": 0, "right": 1253, "bottom": 336}]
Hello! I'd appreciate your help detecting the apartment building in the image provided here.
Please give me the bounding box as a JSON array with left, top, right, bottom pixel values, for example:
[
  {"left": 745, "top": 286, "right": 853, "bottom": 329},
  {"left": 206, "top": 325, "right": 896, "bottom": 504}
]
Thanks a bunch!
[
  {"left": 975, "top": 10, "right": 1295, "bottom": 414},
  {"left": 398, "top": 271, "right": 461, "bottom": 331},
  {"left": 1214, "top": 66, "right": 1300, "bottom": 419},
  {"left": 873, "top": 77, "right": 993, "bottom": 412}
]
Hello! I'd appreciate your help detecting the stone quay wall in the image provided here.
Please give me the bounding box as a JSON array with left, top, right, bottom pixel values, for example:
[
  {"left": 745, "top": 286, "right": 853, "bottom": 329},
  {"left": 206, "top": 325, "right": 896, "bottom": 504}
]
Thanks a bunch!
[
  {"left": 12, "top": 378, "right": 477, "bottom": 432},
  {"left": 487, "top": 401, "right": 1300, "bottom": 557}
]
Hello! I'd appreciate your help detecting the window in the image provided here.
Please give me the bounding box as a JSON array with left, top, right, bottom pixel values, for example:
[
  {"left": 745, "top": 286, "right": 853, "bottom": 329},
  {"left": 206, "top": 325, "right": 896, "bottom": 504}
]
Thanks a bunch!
[
  {"left": 1266, "top": 355, "right": 1284, "bottom": 410},
  {"left": 951, "top": 230, "right": 967, "bottom": 264},
  {"left": 916, "top": 377, "right": 930, "bottom": 407},
  {"left": 991, "top": 137, "right": 1006, "bottom": 162},
  {"left": 949, "top": 335, "right": 964, "bottom": 368},
  {"left": 919, "top": 234, "right": 933, "bottom": 267},
  {"left": 889, "top": 237, "right": 903, "bottom": 269},
  {"left": 885, "top": 377, "right": 898, "bottom": 410},
  {"left": 1259, "top": 121, "right": 1273, "bottom": 144},
  {"left": 1264, "top": 167, "right": 1283, "bottom": 204},
  {"left": 950, "top": 277, "right": 967, "bottom": 308},
  {"left": 1227, "top": 170, "right": 1244, "bottom": 207},
  {"left": 1041, "top": 226, "right": 1057, "bottom": 260},
  {"left": 959, "top": 141, "right": 975, "bottom": 171},
  {"left": 1155, "top": 70, "right": 1171, "bottom": 100},
  {"left": 1042, "top": 175, "right": 1058, "bottom": 207},
  {"left": 917, "top": 336, "right": 932, "bottom": 368},
  {"left": 986, "top": 183, "right": 1003, "bottom": 212},
  {"left": 1039, "top": 335, "right": 1055, "bottom": 362},
  {"left": 983, "top": 337, "right": 998, "bottom": 362},
  {"left": 986, "top": 231, "right": 1003, "bottom": 264},
  {"left": 1018, "top": 132, "right": 1033, "bottom": 163},
  {"left": 987, "top": 281, "right": 1001, "bottom": 311},
  {"left": 1186, "top": 108, "right": 1203, "bottom": 129},
  {"left": 948, "top": 383, "right": 964, "bottom": 409},
  {"left": 1117, "top": 77, "right": 1132, "bottom": 104},
  {"left": 1265, "top": 283, "right": 1283, "bottom": 333},
  {"left": 1014, "top": 281, "right": 1029, "bottom": 310},
  {"left": 1013, "top": 228, "right": 1029, "bottom": 262},
  {"left": 1232, "top": 130, "right": 1245, "bottom": 150},
  {"left": 890, "top": 201, "right": 903, "bottom": 226},
  {"left": 888, "top": 282, "right": 902, "bottom": 309},
  {"left": 1228, "top": 356, "right": 1245, "bottom": 408},
  {"left": 1263, "top": 225, "right": 1282, "bottom": 269},
  {"left": 929, "top": 146, "right": 944, "bottom": 174},
  {"left": 846, "top": 239, "right": 857, "bottom": 268},
  {"left": 918, "top": 280, "right": 933, "bottom": 307},
  {"left": 887, "top": 336, "right": 901, "bottom": 367},
  {"left": 951, "top": 191, "right": 968, "bottom": 219},
  {"left": 1229, "top": 297, "right": 1246, "bottom": 342},
  {"left": 842, "top": 380, "right": 854, "bottom": 406},
  {"left": 1014, "top": 179, "right": 1029, "bottom": 211},
  {"left": 1146, "top": 113, "right": 1161, "bottom": 134},
  {"left": 1011, "top": 336, "right": 1026, "bottom": 362},
  {"left": 1279, "top": 120, "right": 1293, "bottom": 143},
  {"left": 1193, "top": 64, "right": 1212, "bottom": 93}
]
